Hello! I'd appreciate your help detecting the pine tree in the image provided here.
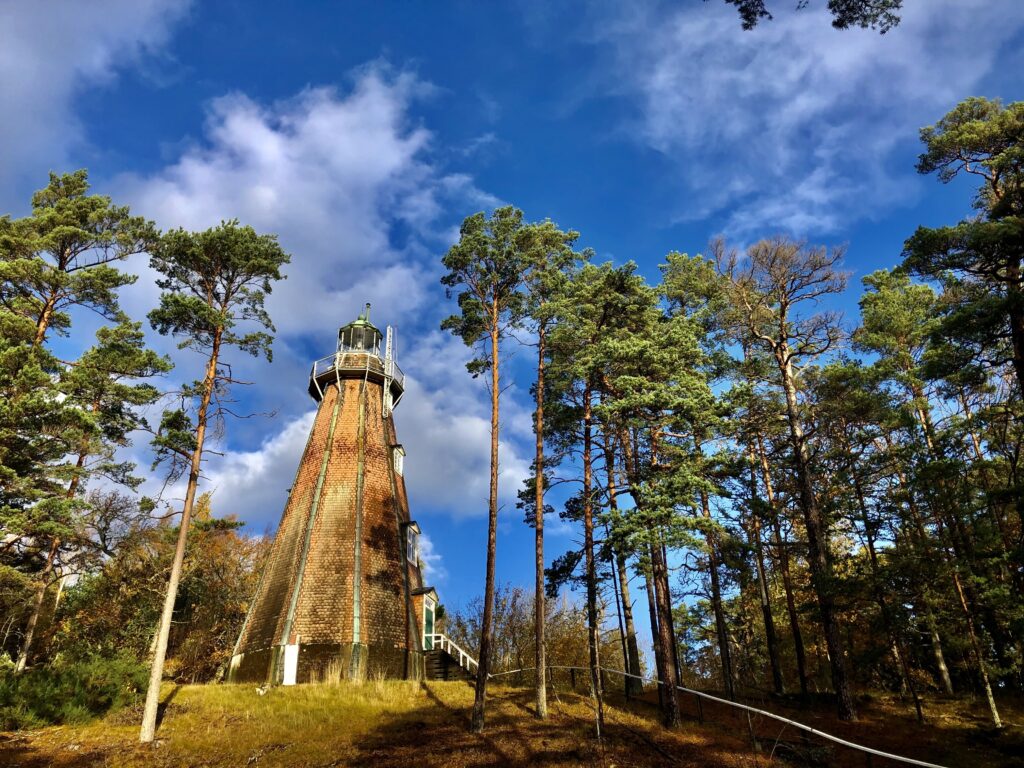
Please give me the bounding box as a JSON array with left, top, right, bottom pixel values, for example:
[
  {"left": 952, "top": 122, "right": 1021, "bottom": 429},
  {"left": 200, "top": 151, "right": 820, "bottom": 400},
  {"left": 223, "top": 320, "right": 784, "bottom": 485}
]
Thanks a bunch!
[
  {"left": 0, "top": 169, "right": 156, "bottom": 346},
  {"left": 905, "top": 98, "right": 1024, "bottom": 400},
  {"left": 1, "top": 170, "right": 159, "bottom": 672},
  {"left": 441, "top": 206, "right": 529, "bottom": 733},
  {"left": 1, "top": 170, "right": 155, "bottom": 524},
  {"left": 14, "top": 318, "right": 169, "bottom": 672},
  {"left": 718, "top": 236, "right": 858, "bottom": 721},
  {"left": 662, "top": 252, "right": 747, "bottom": 700},
  {"left": 519, "top": 219, "right": 581, "bottom": 720},
  {"left": 139, "top": 221, "right": 289, "bottom": 743}
]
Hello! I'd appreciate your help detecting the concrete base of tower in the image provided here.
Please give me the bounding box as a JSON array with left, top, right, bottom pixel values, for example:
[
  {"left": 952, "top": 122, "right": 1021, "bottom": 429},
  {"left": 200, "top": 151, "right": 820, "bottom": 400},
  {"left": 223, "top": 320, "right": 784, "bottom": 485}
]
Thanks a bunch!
[
  {"left": 228, "top": 647, "right": 274, "bottom": 684},
  {"left": 227, "top": 644, "right": 425, "bottom": 685}
]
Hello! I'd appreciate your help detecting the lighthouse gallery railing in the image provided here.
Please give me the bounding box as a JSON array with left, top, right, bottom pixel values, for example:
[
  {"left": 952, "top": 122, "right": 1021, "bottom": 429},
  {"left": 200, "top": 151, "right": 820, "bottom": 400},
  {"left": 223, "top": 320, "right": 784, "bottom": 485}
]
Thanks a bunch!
[{"left": 310, "top": 352, "right": 405, "bottom": 388}]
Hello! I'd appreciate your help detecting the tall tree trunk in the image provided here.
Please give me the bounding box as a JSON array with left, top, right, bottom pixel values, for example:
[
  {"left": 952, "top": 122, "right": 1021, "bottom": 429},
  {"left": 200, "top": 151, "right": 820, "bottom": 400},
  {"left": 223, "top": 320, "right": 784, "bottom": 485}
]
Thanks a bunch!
[
  {"left": 581, "top": 385, "right": 604, "bottom": 735},
  {"left": 952, "top": 570, "right": 1002, "bottom": 728},
  {"left": 140, "top": 327, "right": 222, "bottom": 743},
  {"left": 958, "top": 392, "right": 1018, "bottom": 588},
  {"left": 606, "top": 441, "right": 642, "bottom": 696},
  {"left": 14, "top": 538, "right": 58, "bottom": 673},
  {"left": 903, "top": 406, "right": 1013, "bottom": 698},
  {"left": 1007, "top": 260, "right": 1024, "bottom": 402},
  {"left": 533, "top": 325, "right": 547, "bottom": 719},
  {"left": 756, "top": 434, "right": 809, "bottom": 700},
  {"left": 776, "top": 351, "right": 856, "bottom": 721},
  {"left": 650, "top": 537, "right": 681, "bottom": 727},
  {"left": 904, "top": 504, "right": 956, "bottom": 695},
  {"left": 620, "top": 426, "right": 666, "bottom": 707},
  {"left": 699, "top": 487, "right": 734, "bottom": 700},
  {"left": 915, "top": 475, "right": 1002, "bottom": 724},
  {"left": 620, "top": 425, "right": 678, "bottom": 723},
  {"left": 607, "top": 528, "right": 629, "bottom": 683},
  {"left": 471, "top": 314, "right": 501, "bottom": 734},
  {"left": 662, "top": 541, "right": 683, "bottom": 687},
  {"left": 643, "top": 562, "right": 664, "bottom": 710},
  {"left": 614, "top": 551, "right": 642, "bottom": 695},
  {"left": 884, "top": 434, "right": 955, "bottom": 695},
  {"left": 746, "top": 445, "right": 784, "bottom": 695}
]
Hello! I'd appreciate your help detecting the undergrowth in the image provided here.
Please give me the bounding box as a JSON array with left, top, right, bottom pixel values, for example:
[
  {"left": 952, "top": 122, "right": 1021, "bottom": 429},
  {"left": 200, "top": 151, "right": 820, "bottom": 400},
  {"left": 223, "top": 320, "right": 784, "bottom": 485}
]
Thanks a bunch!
[{"left": 0, "top": 653, "right": 147, "bottom": 730}]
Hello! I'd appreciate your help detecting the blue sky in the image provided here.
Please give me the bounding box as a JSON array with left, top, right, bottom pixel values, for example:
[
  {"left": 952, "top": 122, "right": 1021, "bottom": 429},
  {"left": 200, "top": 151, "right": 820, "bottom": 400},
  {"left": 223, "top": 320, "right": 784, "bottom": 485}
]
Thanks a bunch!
[{"left": 3, "top": 1, "right": 1024, "bottom": 633}]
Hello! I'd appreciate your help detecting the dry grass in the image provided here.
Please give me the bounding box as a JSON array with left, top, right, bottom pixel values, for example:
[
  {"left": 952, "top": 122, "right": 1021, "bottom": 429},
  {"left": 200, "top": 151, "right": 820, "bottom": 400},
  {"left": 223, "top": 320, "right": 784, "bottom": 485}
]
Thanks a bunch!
[
  {"left": 0, "top": 680, "right": 761, "bottom": 768},
  {"left": 0, "top": 680, "right": 1021, "bottom": 767},
  {"left": 668, "top": 688, "right": 1024, "bottom": 768}
]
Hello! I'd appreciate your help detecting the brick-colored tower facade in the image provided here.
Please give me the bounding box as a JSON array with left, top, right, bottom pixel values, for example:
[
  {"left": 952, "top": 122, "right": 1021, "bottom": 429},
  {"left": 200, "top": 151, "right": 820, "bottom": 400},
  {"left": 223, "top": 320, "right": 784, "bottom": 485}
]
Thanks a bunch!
[{"left": 229, "top": 306, "right": 437, "bottom": 685}]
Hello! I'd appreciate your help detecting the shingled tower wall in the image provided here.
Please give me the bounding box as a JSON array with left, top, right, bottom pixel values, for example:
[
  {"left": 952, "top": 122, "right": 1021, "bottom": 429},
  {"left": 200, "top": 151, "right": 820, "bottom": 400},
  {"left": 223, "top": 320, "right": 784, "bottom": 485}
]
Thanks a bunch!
[{"left": 229, "top": 306, "right": 434, "bottom": 685}]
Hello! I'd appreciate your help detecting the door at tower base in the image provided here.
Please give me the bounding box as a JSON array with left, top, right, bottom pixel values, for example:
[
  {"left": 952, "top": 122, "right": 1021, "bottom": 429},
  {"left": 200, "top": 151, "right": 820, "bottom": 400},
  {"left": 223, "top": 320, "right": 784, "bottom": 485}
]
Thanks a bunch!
[
  {"left": 227, "top": 308, "right": 436, "bottom": 685},
  {"left": 282, "top": 642, "right": 299, "bottom": 685}
]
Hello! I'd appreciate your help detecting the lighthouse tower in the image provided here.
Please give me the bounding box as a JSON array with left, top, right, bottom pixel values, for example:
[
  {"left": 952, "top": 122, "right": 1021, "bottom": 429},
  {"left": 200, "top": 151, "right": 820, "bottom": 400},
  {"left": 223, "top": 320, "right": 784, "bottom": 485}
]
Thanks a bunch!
[{"left": 229, "top": 305, "right": 437, "bottom": 684}]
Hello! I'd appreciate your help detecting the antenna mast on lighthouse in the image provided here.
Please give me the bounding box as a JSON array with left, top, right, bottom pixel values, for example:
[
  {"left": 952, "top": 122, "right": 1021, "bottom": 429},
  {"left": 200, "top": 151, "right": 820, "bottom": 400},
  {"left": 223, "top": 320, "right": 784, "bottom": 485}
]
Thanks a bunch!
[{"left": 383, "top": 324, "right": 396, "bottom": 416}]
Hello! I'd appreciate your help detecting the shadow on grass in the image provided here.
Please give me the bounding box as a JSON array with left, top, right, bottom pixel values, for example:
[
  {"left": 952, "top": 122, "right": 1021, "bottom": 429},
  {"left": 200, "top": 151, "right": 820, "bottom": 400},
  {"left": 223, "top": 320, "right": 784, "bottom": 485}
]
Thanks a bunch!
[
  {"left": 155, "top": 683, "right": 182, "bottom": 730},
  {"left": 0, "top": 734, "right": 106, "bottom": 768},
  {"left": 348, "top": 682, "right": 603, "bottom": 768}
]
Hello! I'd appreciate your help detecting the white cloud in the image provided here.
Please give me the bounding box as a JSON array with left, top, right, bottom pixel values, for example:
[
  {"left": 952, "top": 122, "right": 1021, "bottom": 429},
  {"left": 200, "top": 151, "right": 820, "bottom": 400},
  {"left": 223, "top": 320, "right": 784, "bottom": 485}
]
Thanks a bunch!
[
  {"left": 0, "top": 0, "right": 189, "bottom": 206},
  {"left": 398, "top": 331, "right": 532, "bottom": 520},
  {"left": 117, "top": 66, "right": 469, "bottom": 339},
  {"left": 109, "top": 63, "right": 502, "bottom": 419},
  {"left": 595, "top": 0, "right": 1024, "bottom": 235},
  {"left": 115, "top": 67, "right": 532, "bottom": 528},
  {"left": 198, "top": 410, "right": 316, "bottom": 532},
  {"left": 418, "top": 533, "right": 447, "bottom": 584}
]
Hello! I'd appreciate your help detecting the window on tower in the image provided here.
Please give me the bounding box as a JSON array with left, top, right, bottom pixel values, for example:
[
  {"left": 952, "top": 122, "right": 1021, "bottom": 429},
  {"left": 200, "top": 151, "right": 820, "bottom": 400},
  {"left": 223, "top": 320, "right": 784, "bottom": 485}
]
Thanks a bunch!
[
  {"left": 407, "top": 527, "right": 418, "bottom": 564},
  {"left": 402, "top": 520, "right": 421, "bottom": 567},
  {"left": 393, "top": 445, "right": 405, "bottom": 476}
]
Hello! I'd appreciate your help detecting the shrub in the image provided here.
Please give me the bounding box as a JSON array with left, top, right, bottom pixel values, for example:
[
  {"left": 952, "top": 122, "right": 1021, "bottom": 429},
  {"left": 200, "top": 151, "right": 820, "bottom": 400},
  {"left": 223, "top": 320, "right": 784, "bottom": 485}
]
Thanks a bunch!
[{"left": 0, "top": 653, "right": 148, "bottom": 730}]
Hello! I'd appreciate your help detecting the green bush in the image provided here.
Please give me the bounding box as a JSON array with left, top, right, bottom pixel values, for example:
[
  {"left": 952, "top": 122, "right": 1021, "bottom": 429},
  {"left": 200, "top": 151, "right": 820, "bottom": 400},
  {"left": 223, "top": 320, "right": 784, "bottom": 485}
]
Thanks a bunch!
[{"left": 0, "top": 654, "right": 148, "bottom": 730}]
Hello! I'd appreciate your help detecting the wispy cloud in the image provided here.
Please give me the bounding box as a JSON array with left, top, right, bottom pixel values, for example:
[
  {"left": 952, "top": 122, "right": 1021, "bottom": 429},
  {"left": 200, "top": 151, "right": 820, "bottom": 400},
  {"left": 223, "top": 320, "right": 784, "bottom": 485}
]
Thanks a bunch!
[
  {"left": 0, "top": 0, "right": 190, "bottom": 207},
  {"left": 593, "top": 0, "right": 1024, "bottom": 235}
]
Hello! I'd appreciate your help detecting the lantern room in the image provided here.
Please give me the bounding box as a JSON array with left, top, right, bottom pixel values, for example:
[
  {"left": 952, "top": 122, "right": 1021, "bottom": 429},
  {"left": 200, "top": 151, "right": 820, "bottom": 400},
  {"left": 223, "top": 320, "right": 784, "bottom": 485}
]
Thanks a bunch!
[
  {"left": 308, "top": 303, "right": 406, "bottom": 408},
  {"left": 337, "top": 303, "right": 383, "bottom": 355}
]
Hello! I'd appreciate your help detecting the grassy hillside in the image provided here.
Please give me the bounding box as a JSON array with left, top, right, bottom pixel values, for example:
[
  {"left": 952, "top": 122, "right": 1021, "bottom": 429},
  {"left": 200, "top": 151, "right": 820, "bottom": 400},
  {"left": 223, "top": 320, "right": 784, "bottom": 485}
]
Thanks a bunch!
[{"left": 0, "top": 679, "right": 1021, "bottom": 767}]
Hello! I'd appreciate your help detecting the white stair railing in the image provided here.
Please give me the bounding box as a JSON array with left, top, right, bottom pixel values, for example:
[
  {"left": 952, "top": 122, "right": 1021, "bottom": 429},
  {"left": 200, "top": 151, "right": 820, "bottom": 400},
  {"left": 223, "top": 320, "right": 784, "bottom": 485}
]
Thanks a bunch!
[{"left": 426, "top": 633, "right": 478, "bottom": 676}]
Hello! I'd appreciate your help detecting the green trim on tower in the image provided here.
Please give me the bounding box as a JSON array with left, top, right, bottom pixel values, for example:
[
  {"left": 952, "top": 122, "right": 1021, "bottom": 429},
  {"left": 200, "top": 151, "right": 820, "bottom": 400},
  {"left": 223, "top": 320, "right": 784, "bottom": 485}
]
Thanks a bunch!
[
  {"left": 277, "top": 382, "right": 345, "bottom": 671},
  {"left": 351, "top": 380, "right": 367, "bottom": 659}
]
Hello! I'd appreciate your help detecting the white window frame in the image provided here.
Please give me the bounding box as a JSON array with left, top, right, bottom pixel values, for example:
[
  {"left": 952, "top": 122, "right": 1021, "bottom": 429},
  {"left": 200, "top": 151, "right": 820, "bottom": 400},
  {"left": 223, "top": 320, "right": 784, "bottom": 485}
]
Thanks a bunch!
[
  {"left": 393, "top": 445, "right": 405, "bottom": 476},
  {"left": 423, "top": 596, "right": 436, "bottom": 649},
  {"left": 406, "top": 527, "right": 418, "bottom": 564}
]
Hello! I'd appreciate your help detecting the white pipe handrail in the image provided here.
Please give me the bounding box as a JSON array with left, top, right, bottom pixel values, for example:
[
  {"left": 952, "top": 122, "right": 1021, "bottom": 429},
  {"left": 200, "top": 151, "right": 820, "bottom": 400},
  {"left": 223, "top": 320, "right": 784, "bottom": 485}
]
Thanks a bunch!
[
  {"left": 480, "top": 664, "right": 950, "bottom": 768},
  {"left": 426, "top": 633, "right": 478, "bottom": 674}
]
